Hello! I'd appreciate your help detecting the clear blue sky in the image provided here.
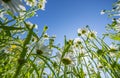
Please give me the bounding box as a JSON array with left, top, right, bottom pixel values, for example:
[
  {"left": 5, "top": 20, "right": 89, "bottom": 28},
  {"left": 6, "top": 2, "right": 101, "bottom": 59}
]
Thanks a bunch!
[{"left": 29, "top": 0, "right": 117, "bottom": 44}]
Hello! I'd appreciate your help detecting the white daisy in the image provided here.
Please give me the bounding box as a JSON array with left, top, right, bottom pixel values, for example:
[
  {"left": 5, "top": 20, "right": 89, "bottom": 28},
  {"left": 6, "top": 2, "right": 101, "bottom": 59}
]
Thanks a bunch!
[
  {"left": 0, "top": 0, "right": 26, "bottom": 13},
  {"left": 109, "top": 44, "right": 119, "bottom": 51},
  {"left": 38, "top": 0, "right": 47, "bottom": 10},
  {"left": 73, "top": 38, "right": 82, "bottom": 44},
  {"left": 97, "top": 62, "right": 103, "bottom": 69},
  {"left": 57, "top": 51, "right": 76, "bottom": 66},
  {"left": 88, "top": 31, "right": 97, "bottom": 39},
  {"left": 109, "top": 44, "right": 119, "bottom": 57},
  {"left": 34, "top": 24, "right": 38, "bottom": 29},
  {"left": 35, "top": 41, "right": 52, "bottom": 56},
  {"left": 77, "top": 28, "right": 88, "bottom": 36},
  {"left": 100, "top": 10, "right": 106, "bottom": 15},
  {"left": 25, "top": 21, "right": 38, "bottom": 29},
  {"left": 24, "top": 0, "right": 37, "bottom": 7},
  {"left": 43, "top": 33, "right": 49, "bottom": 39},
  {"left": 109, "top": 52, "right": 116, "bottom": 57}
]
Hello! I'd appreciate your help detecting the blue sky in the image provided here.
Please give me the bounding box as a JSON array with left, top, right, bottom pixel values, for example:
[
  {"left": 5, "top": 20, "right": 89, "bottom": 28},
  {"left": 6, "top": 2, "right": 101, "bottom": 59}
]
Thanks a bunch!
[{"left": 30, "top": 0, "right": 116, "bottom": 44}]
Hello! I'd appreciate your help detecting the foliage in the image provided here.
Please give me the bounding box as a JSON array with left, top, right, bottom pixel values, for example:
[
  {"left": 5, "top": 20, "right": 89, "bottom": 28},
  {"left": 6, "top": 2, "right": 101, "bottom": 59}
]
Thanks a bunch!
[{"left": 0, "top": 0, "right": 120, "bottom": 78}]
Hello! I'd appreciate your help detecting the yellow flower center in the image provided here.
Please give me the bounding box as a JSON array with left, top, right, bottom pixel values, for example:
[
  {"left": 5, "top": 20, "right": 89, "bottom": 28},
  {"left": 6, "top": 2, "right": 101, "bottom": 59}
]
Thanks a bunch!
[
  {"left": 81, "top": 30, "right": 86, "bottom": 34},
  {"left": 90, "top": 33, "right": 95, "bottom": 38},
  {"left": 62, "top": 58, "right": 72, "bottom": 65},
  {"left": 36, "top": 49, "right": 43, "bottom": 55},
  {"left": 43, "top": 34, "right": 48, "bottom": 38},
  {"left": 98, "top": 65, "right": 103, "bottom": 68},
  {"left": 38, "top": 3, "right": 42, "bottom": 9}
]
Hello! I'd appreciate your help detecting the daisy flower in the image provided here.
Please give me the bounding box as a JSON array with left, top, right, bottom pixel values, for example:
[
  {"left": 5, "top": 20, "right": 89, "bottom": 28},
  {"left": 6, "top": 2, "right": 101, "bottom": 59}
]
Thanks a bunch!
[
  {"left": 109, "top": 44, "right": 119, "bottom": 51},
  {"left": 24, "top": 0, "right": 37, "bottom": 7},
  {"left": 108, "top": 44, "right": 119, "bottom": 57},
  {"left": 0, "top": 0, "right": 26, "bottom": 13},
  {"left": 77, "top": 28, "right": 88, "bottom": 36},
  {"left": 38, "top": 0, "right": 47, "bottom": 10},
  {"left": 25, "top": 21, "right": 38, "bottom": 29},
  {"left": 43, "top": 33, "right": 49, "bottom": 39},
  {"left": 97, "top": 62, "right": 103, "bottom": 69},
  {"left": 35, "top": 41, "right": 52, "bottom": 57},
  {"left": 109, "top": 44, "right": 119, "bottom": 52},
  {"left": 100, "top": 10, "right": 106, "bottom": 15},
  {"left": 88, "top": 30, "right": 97, "bottom": 39},
  {"left": 57, "top": 51, "right": 76, "bottom": 66},
  {"left": 73, "top": 37, "right": 82, "bottom": 44}
]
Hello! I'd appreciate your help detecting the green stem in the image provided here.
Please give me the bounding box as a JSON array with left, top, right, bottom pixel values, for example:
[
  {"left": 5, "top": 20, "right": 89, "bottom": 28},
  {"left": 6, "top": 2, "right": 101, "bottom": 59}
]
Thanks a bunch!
[
  {"left": 64, "top": 65, "right": 67, "bottom": 78},
  {"left": 13, "top": 25, "right": 34, "bottom": 78},
  {"left": 40, "top": 63, "right": 45, "bottom": 78},
  {"left": 80, "top": 36, "right": 115, "bottom": 77},
  {"left": 82, "top": 57, "right": 91, "bottom": 78},
  {"left": 38, "top": 55, "right": 58, "bottom": 78}
]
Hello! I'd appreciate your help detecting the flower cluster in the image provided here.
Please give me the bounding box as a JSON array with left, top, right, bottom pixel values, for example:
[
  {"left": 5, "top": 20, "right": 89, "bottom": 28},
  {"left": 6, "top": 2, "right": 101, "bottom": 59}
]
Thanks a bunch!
[
  {"left": 0, "top": 0, "right": 26, "bottom": 13},
  {"left": 77, "top": 27, "right": 97, "bottom": 39},
  {"left": 0, "top": 0, "right": 47, "bottom": 13},
  {"left": 0, "top": 0, "right": 120, "bottom": 78}
]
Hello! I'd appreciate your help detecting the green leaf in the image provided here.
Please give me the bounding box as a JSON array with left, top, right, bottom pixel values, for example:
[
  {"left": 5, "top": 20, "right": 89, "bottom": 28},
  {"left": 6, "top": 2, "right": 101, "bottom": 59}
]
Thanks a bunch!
[
  {"left": 0, "top": 26, "right": 24, "bottom": 30},
  {"left": 29, "top": 59, "right": 39, "bottom": 77},
  {"left": 5, "top": 30, "right": 11, "bottom": 37},
  {"left": 109, "top": 33, "right": 120, "bottom": 41},
  {"left": 97, "top": 72, "right": 101, "bottom": 78},
  {"left": 111, "top": 20, "right": 117, "bottom": 27}
]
